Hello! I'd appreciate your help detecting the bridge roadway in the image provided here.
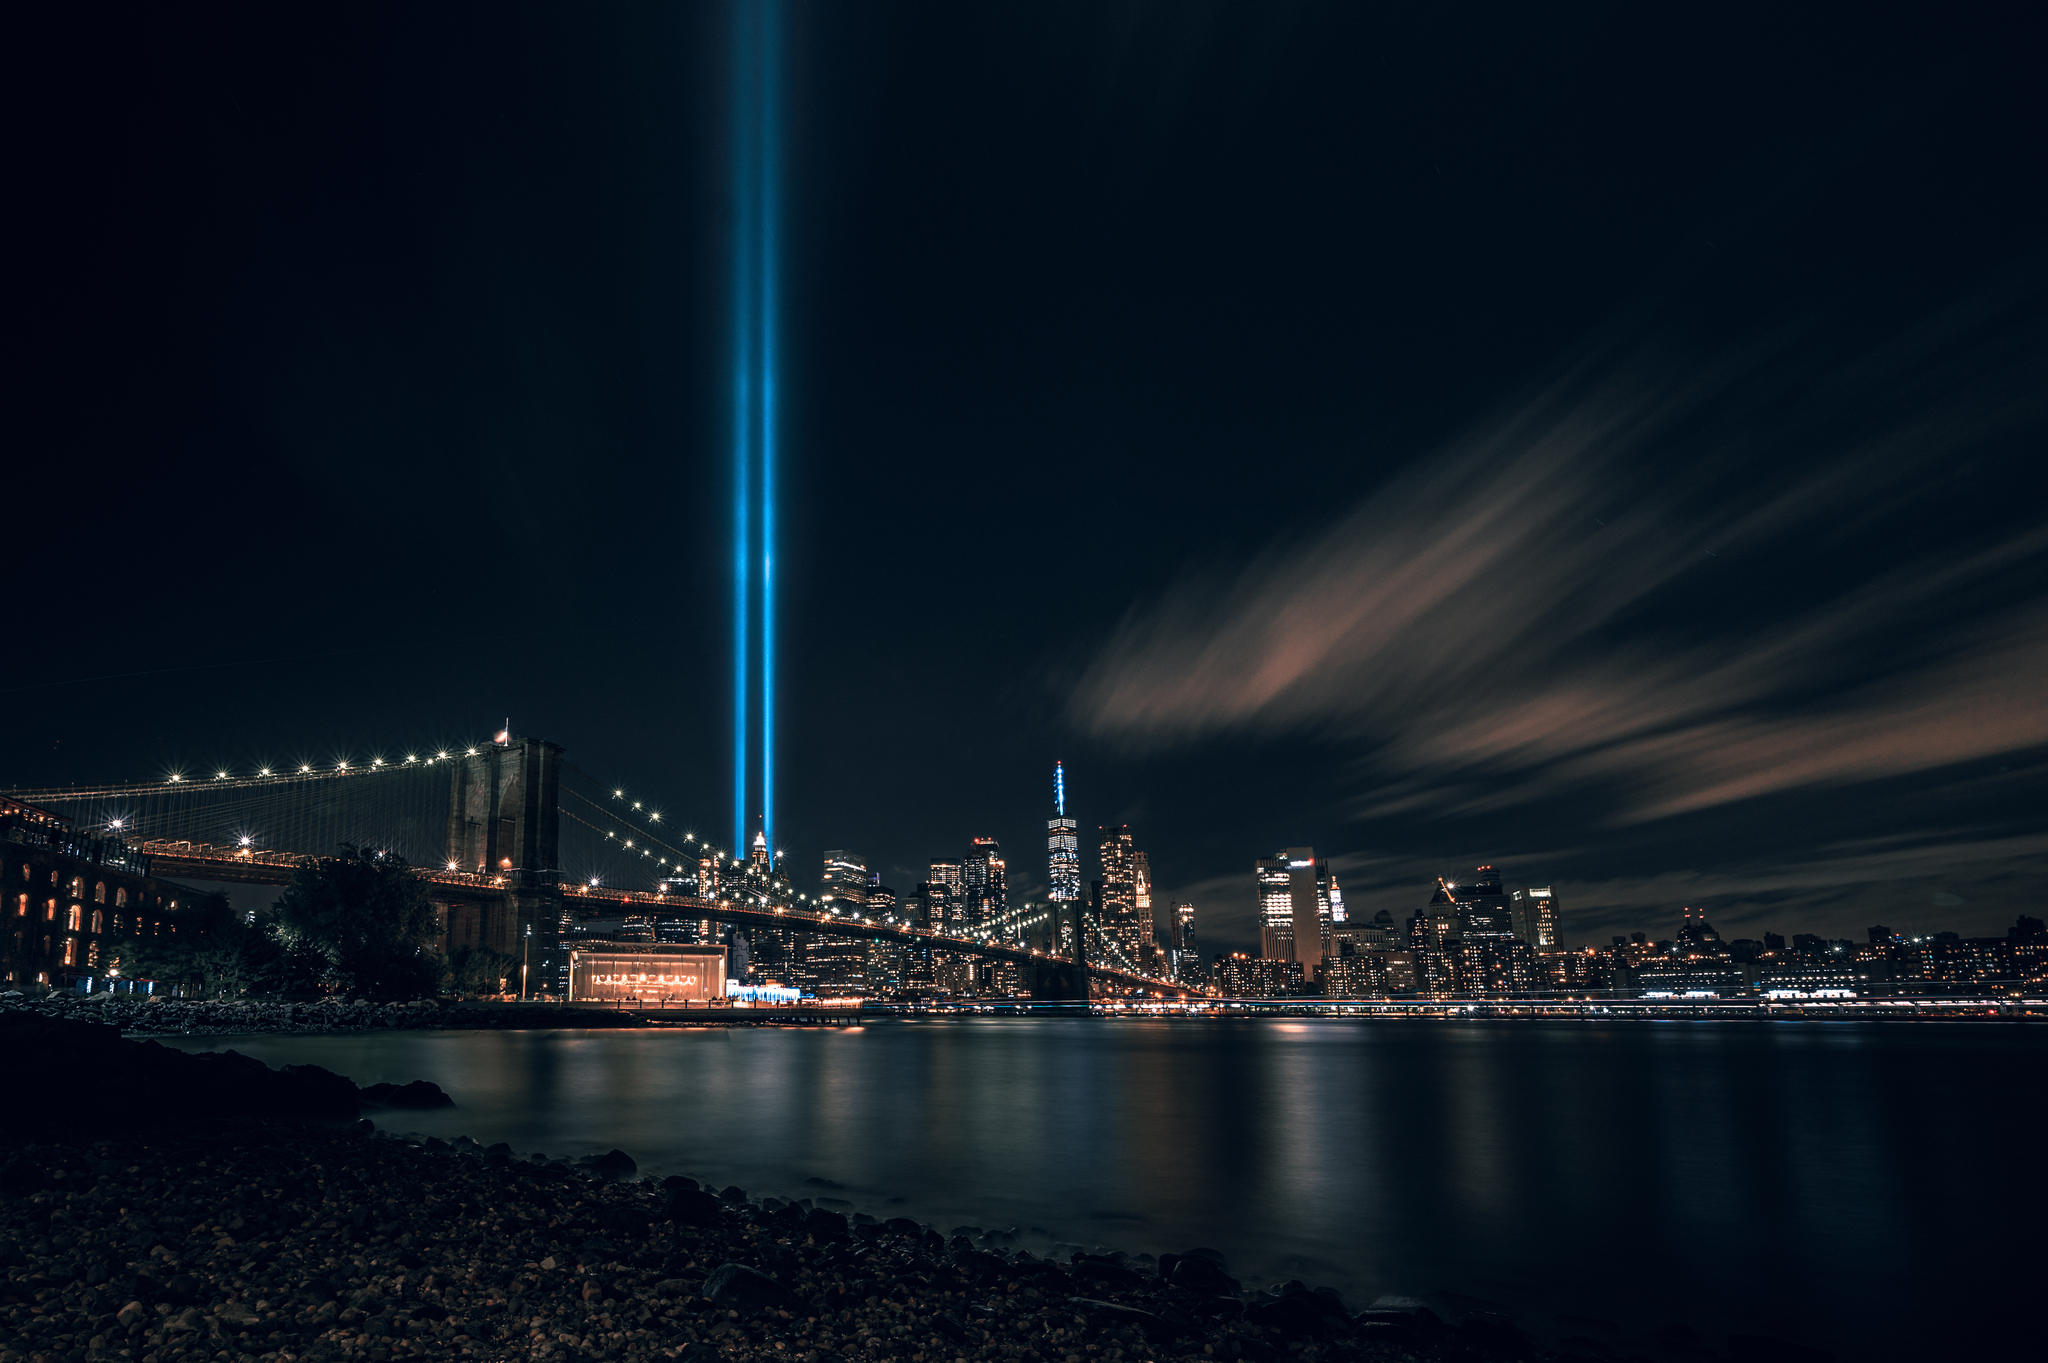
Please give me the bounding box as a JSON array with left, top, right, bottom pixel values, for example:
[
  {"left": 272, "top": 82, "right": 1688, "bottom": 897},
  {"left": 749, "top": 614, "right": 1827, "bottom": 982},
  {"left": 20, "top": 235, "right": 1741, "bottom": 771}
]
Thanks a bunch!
[{"left": 133, "top": 839, "right": 1188, "bottom": 996}]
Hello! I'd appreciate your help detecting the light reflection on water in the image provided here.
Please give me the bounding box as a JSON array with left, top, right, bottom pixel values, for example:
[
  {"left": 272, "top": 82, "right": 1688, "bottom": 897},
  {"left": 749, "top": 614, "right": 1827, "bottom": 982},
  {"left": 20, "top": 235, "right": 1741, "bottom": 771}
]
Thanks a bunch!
[{"left": 162, "top": 1018, "right": 2045, "bottom": 1360}]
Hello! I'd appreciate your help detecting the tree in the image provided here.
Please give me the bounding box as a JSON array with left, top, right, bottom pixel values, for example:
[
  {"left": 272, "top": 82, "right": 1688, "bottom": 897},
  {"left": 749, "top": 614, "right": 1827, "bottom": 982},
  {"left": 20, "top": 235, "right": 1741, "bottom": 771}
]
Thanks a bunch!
[
  {"left": 109, "top": 891, "right": 268, "bottom": 998},
  {"left": 443, "top": 944, "right": 519, "bottom": 998},
  {"left": 269, "top": 845, "right": 442, "bottom": 999}
]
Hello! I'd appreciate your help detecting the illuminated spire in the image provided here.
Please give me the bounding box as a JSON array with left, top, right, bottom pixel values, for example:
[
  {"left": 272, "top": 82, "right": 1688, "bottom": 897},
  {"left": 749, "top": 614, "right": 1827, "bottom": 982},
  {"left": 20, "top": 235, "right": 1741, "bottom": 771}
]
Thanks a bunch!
[{"left": 1055, "top": 760, "right": 1065, "bottom": 816}]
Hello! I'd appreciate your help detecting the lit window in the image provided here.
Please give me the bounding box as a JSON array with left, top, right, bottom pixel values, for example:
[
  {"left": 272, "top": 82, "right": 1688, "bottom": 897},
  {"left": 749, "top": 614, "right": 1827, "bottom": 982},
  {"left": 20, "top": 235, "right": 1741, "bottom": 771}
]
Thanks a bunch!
[
  {"left": 115, "top": 887, "right": 127, "bottom": 908},
  {"left": 90, "top": 910, "right": 102, "bottom": 935},
  {"left": 12, "top": 895, "right": 22, "bottom": 918},
  {"left": 62, "top": 938, "right": 76, "bottom": 966},
  {"left": 44, "top": 899, "right": 55, "bottom": 921},
  {"left": 69, "top": 876, "right": 82, "bottom": 899},
  {"left": 87, "top": 941, "right": 99, "bottom": 968},
  {"left": 66, "top": 905, "right": 81, "bottom": 932},
  {"left": 94, "top": 881, "right": 106, "bottom": 903}
]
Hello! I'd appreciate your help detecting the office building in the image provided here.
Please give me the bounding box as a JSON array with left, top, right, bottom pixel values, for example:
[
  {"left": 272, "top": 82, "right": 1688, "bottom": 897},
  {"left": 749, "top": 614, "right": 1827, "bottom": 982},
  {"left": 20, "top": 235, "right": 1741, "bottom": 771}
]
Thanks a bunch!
[
  {"left": 1510, "top": 883, "right": 1560, "bottom": 948},
  {"left": 962, "top": 837, "right": 1006, "bottom": 931},
  {"left": 821, "top": 850, "right": 868, "bottom": 913},
  {"left": 1048, "top": 763, "right": 1081, "bottom": 905},
  {"left": 1257, "top": 857, "right": 1294, "bottom": 960}
]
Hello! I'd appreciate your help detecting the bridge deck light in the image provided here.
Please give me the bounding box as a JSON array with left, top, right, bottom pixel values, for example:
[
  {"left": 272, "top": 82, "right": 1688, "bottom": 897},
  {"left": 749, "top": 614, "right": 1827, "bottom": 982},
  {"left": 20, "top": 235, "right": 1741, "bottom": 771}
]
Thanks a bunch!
[
  {"left": 258, "top": 768, "right": 271, "bottom": 777},
  {"left": 337, "top": 760, "right": 349, "bottom": 770},
  {"left": 466, "top": 748, "right": 477, "bottom": 756},
  {"left": 371, "top": 758, "right": 384, "bottom": 767},
  {"left": 215, "top": 771, "right": 229, "bottom": 780},
  {"left": 405, "top": 754, "right": 417, "bottom": 763},
  {"left": 168, "top": 774, "right": 182, "bottom": 783},
  {"left": 437, "top": 751, "right": 449, "bottom": 760},
  {"left": 300, "top": 764, "right": 312, "bottom": 773}
]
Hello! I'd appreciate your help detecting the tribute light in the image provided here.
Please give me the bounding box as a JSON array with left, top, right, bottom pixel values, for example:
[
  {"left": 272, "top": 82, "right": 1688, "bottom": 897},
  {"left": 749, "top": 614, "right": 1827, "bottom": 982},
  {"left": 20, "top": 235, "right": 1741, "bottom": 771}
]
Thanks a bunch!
[{"left": 731, "top": 0, "right": 783, "bottom": 857}]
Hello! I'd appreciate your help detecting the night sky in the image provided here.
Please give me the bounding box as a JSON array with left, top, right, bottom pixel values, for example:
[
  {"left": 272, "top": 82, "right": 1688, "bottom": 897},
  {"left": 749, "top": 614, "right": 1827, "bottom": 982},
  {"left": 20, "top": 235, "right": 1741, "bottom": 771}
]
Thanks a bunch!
[{"left": 12, "top": 3, "right": 2047, "bottom": 954}]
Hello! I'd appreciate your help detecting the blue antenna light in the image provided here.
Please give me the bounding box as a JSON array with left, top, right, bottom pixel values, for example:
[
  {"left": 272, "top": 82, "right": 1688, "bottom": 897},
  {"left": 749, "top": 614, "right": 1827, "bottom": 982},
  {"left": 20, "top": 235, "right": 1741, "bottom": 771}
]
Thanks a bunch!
[{"left": 1055, "top": 761, "right": 1065, "bottom": 816}]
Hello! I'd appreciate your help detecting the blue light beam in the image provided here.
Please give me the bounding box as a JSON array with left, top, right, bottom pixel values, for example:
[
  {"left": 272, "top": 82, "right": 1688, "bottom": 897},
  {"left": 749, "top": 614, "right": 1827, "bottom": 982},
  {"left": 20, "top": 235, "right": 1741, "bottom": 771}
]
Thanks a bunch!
[{"left": 731, "top": 0, "right": 783, "bottom": 859}]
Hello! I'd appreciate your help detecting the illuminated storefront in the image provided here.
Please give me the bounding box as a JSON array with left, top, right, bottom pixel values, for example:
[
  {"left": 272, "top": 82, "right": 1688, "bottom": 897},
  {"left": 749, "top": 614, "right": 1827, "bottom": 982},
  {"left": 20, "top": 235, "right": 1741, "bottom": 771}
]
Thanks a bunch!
[{"left": 568, "top": 943, "right": 728, "bottom": 1002}]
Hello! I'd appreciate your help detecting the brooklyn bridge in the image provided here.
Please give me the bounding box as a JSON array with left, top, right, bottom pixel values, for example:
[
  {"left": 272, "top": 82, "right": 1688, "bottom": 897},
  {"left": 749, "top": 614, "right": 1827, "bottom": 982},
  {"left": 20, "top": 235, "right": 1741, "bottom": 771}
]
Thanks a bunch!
[{"left": 5, "top": 733, "right": 1181, "bottom": 999}]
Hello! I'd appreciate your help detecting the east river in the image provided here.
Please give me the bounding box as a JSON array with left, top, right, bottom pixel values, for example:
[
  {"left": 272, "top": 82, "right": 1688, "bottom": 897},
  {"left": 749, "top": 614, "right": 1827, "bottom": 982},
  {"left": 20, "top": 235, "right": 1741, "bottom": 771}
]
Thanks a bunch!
[{"left": 163, "top": 1018, "right": 2047, "bottom": 1360}]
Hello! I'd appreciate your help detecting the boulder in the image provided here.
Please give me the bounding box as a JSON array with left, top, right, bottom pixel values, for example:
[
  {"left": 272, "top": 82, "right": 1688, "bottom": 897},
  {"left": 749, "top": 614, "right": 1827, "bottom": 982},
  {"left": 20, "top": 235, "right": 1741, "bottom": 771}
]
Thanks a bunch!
[
  {"left": 580, "top": 1149, "right": 638, "bottom": 1177},
  {"left": 357, "top": 1079, "right": 454, "bottom": 1110},
  {"left": 703, "top": 1262, "right": 799, "bottom": 1315},
  {"left": 663, "top": 1188, "right": 723, "bottom": 1227},
  {"left": 804, "top": 1207, "right": 849, "bottom": 1241},
  {"left": 882, "top": 1216, "right": 922, "bottom": 1238},
  {"left": 1071, "top": 1259, "right": 1147, "bottom": 1293},
  {"left": 1169, "top": 1256, "right": 1241, "bottom": 1297}
]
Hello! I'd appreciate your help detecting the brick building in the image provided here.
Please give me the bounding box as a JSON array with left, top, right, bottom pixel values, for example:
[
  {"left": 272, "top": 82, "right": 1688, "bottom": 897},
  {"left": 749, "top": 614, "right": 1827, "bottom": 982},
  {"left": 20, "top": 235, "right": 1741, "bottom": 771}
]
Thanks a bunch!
[{"left": 1, "top": 795, "right": 204, "bottom": 994}]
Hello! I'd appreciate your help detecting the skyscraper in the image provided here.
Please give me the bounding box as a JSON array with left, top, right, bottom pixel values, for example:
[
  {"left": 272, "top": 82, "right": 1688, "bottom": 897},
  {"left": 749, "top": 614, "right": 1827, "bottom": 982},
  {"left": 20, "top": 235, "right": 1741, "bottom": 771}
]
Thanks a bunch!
[
  {"left": 963, "top": 837, "right": 1006, "bottom": 931},
  {"left": 821, "top": 850, "right": 867, "bottom": 912},
  {"left": 1285, "top": 847, "right": 1329, "bottom": 982},
  {"left": 1133, "top": 849, "right": 1154, "bottom": 953},
  {"left": 1257, "top": 857, "right": 1293, "bottom": 960},
  {"left": 1258, "top": 849, "right": 1334, "bottom": 979},
  {"left": 1047, "top": 763, "right": 1081, "bottom": 905},
  {"left": 926, "top": 859, "right": 963, "bottom": 933},
  {"left": 1511, "top": 883, "right": 1560, "bottom": 948},
  {"left": 1098, "top": 825, "right": 1146, "bottom": 965}
]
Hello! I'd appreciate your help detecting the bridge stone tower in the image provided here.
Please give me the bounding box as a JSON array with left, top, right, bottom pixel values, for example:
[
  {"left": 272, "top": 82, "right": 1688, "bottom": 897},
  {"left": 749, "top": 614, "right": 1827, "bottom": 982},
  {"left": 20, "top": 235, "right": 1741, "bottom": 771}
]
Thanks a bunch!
[{"left": 444, "top": 736, "right": 564, "bottom": 986}]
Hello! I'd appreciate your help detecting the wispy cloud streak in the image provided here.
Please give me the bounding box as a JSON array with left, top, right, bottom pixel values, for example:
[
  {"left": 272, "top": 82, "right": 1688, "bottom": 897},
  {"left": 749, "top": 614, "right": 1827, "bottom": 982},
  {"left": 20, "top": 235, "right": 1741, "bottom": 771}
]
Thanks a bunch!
[{"left": 1073, "top": 303, "right": 2048, "bottom": 826}]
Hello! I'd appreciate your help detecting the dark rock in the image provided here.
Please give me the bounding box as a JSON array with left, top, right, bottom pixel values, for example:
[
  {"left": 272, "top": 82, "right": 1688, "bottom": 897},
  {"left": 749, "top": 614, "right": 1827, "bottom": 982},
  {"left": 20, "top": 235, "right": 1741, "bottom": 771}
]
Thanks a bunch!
[
  {"left": 1728, "top": 1335, "right": 1835, "bottom": 1363},
  {"left": 1155, "top": 1252, "right": 1182, "bottom": 1283},
  {"left": 1245, "top": 1294, "right": 1326, "bottom": 1337},
  {"left": 934, "top": 1312, "right": 971, "bottom": 1342},
  {"left": 883, "top": 1215, "right": 922, "bottom": 1237},
  {"left": 1071, "top": 1259, "right": 1147, "bottom": 1293},
  {"left": 582, "top": 1149, "right": 638, "bottom": 1177},
  {"left": 1453, "top": 1317, "right": 1533, "bottom": 1359},
  {"left": 718, "top": 1185, "right": 748, "bottom": 1203},
  {"left": 704, "top": 1261, "right": 799, "bottom": 1314},
  {"left": 805, "top": 1207, "right": 850, "bottom": 1240},
  {"left": 1182, "top": 1246, "right": 1229, "bottom": 1268},
  {"left": 664, "top": 1188, "right": 723, "bottom": 1226},
  {"left": 1170, "top": 1256, "right": 1241, "bottom": 1297},
  {"left": 952, "top": 1249, "right": 1008, "bottom": 1279},
  {"left": 662, "top": 1175, "right": 699, "bottom": 1192},
  {"left": 358, "top": 1079, "right": 455, "bottom": 1109},
  {"left": 295, "top": 1277, "right": 337, "bottom": 1304},
  {"left": 599, "top": 1205, "right": 655, "bottom": 1233}
]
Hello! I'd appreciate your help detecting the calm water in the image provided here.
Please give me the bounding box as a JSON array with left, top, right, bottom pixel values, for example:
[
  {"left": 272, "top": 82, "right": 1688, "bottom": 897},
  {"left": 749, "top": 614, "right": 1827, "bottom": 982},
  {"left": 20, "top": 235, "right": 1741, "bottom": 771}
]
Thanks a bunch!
[{"left": 162, "top": 1019, "right": 2046, "bottom": 1360}]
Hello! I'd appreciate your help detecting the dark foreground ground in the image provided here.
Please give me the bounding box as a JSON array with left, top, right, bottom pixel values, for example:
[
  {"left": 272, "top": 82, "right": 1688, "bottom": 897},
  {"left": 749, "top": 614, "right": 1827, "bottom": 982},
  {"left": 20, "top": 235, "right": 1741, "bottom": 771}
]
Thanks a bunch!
[
  {"left": 0, "top": 1122, "right": 1555, "bottom": 1363},
  {"left": 0, "top": 1009, "right": 1837, "bottom": 1363}
]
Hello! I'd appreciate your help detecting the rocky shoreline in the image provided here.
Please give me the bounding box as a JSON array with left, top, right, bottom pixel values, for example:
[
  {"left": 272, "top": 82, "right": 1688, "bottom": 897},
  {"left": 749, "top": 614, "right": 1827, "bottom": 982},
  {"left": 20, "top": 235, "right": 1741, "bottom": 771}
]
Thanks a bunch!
[{"left": 1, "top": 1012, "right": 1836, "bottom": 1363}]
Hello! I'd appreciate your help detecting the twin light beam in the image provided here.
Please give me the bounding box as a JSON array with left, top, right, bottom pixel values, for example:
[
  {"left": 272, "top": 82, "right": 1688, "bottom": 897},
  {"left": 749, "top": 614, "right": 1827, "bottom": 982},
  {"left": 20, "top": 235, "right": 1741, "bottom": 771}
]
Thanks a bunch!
[{"left": 731, "top": 0, "right": 782, "bottom": 860}]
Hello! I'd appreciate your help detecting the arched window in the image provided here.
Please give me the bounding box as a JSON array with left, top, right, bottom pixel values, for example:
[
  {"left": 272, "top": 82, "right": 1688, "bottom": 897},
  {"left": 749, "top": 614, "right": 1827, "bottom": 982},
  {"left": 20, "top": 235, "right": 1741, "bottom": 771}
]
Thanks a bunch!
[
  {"left": 69, "top": 876, "right": 83, "bottom": 899},
  {"left": 44, "top": 899, "right": 56, "bottom": 921},
  {"left": 87, "top": 940, "right": 100, "bottom": 968},
  {"left": 66, "top": 904, "right": 81, "bottom": 932},
  {"left": 90, "top": 910, "right": 103, "bottom": 935},
  {"left": 94, "top": 882, "right": 106, "bottom": 903},
  {"left": 62, "top": 938, "right": 76, "bottom": 966},
  {"left": 13, "top": 894, "right": 23, "bottom": 917},
  {"left": 115, "top": 887, "right": 127, "bottom": 908},
  {"left": 49, "top": 869, "right": 59, "bottom": 886}
]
